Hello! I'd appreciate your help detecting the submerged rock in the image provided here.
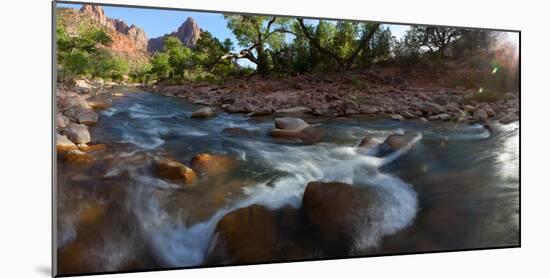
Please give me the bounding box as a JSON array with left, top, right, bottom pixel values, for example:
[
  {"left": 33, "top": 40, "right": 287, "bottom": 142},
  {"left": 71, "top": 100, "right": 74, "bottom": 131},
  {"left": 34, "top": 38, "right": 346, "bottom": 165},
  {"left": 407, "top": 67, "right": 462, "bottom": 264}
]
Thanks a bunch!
[
  {"left": 155, "top": 157, "right": 196, "bottom": 184},
  {"left": 190, "top": 153, "right": 236, "bottom": 176},
  {"left": 64, "top": 149, "right": 94, "bottom": 165},
  {"left": 271, "top": 126, "right": 324, "bottom": 143},
  {"left": 62, "top": 123, "right": 91, "bottom": 144},
  {"left": 191, "top": 107, "right": 216, "bottom": 118}
]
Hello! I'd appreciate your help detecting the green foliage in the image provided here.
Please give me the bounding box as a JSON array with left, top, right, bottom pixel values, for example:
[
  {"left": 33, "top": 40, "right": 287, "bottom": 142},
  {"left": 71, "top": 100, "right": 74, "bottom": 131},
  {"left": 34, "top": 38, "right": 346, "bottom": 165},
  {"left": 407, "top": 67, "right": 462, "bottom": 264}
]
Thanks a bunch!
[
  {"left": 56, "top": 24, "right": 129, "bottom": 81},
  {"left": 150, "top": 52, "right": 172, "bottom": 82}
]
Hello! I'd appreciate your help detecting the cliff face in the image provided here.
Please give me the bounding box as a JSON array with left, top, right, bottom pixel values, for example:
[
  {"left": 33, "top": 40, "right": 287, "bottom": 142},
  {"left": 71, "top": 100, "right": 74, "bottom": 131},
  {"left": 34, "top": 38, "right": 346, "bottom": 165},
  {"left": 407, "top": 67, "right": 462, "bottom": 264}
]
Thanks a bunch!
[
  {"left": 147, "top": 17, "right": 201, "bottom": 53},
  {"left": 79, "top": 4, "right": 148, "bottom": 53}
]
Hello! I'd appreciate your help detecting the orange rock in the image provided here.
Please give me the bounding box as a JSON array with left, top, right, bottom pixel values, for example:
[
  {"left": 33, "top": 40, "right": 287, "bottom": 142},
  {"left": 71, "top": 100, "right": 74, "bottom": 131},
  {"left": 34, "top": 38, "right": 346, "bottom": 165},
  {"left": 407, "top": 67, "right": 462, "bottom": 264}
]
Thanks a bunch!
[
  {"left": 207, "top": 205, "right": 277, "bottom": 264},
  {"left": 190, "top": 153, "right": 236, "bottom": 176},
  {"left": 155, "top": 157, "right": 196, "bottom": 184},
  {"left": 64, "top": 150, "right": 94, "bottom": 165},
  {"left": 79, "top": 143, "right": 107, "bottom": 153}
]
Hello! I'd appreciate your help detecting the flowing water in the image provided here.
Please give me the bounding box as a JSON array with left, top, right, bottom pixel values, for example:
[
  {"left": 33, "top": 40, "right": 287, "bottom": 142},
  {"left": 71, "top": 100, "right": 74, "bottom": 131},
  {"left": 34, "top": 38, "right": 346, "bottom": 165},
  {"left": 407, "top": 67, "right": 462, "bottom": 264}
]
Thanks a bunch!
[{"left": 56, "top": 90, "right": 519, "bottom": 274}]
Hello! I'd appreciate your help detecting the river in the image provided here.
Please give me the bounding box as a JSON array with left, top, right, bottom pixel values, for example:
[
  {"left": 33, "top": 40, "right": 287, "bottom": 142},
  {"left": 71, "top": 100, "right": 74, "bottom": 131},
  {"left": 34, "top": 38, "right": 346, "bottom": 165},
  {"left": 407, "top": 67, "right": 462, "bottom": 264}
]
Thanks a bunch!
[{"left": 56, "top": 89, "right": 519, "bottom": 274}]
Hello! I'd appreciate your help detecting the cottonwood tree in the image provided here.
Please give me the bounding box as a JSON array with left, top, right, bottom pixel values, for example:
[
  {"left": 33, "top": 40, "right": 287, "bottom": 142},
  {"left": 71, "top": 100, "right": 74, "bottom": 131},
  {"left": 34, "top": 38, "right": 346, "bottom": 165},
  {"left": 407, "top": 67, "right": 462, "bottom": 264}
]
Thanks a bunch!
[
  {"left": 296, "top": 18, "right": 381, "bottom": 70},
  {"left": 219, "top": 15, "right": 294, "bottom": 75},
  {"left": 407, "top": 26, "right": 461, "bottom": 56}
]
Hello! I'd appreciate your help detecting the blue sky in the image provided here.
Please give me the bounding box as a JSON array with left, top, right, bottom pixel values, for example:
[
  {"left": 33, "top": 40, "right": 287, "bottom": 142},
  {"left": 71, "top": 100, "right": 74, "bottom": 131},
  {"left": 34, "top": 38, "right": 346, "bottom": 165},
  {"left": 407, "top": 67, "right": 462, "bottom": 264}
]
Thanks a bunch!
[
  {"left": 58, "top": 3, "right": 411, "bottom": 43},
  {"left": 57, "top": 3, "right": 414, "bottom": 68}
]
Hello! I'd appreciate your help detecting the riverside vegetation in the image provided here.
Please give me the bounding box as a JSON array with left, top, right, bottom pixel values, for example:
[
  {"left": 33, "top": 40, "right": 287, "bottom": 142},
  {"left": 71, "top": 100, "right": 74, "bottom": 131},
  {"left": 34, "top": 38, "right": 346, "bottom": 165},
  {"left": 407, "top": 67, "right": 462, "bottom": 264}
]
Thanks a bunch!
[{"left": 55, "top": 4, "right": 520, "bottom": 275}]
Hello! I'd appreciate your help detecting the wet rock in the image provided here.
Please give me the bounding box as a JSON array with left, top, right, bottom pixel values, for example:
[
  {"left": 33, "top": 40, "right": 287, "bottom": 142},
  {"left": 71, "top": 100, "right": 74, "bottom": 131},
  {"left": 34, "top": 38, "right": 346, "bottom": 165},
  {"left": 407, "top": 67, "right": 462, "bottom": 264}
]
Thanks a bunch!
[
  {"left": 64, "top": 150, "right": 94, "bottom": 165},
  {"left": 380, "top": 134, "right": 413, "bottom": 153},
  {"left": 358, "top": 136, "right": 377, "bottom": 148},
  {"left": 499, "top": 112, "right": 519, "bottom": 124},
  {"left": 190, "top": 153, "right": 236, "bottom": 176},
  {"left": 419, "top": 117, "right": 428, "bottom": 122},
  {"left": 274, "top": 117, "right": 310, "bottom": 131},
  {"left": 62, "top": 123, "right": 91, "bottom": 144},
  {"left": 191, "top": 107, "right": 216, "bottom": 118},
  {"left": 276, "top": 106, "right": 313, "bottom": 114},
  {"left": 56, "top": 113, "right": 70, "bottom": 128},
  {"left": 111, "top": 92, "right": 125, "bottom": 97},
  {"left": 207, "top": 204, "right": 277, "bottom": 264},
  {"left": 56, "top": 134, "right": 78, "bottom": 152},
  {"left": 302, "top": 181, "right": 369, "bottom": 253},
  {"left": 76, "top": 110, "right": 99, "bottom": 125},
  {"left": 155, "top": 157, "right": 197, "bottom": 184},
  {"left": 271, "top": 126, "right": 324, "bottom": 143},
  {"left": 86, "top": 96, "right": 111, "bottom": 110}
]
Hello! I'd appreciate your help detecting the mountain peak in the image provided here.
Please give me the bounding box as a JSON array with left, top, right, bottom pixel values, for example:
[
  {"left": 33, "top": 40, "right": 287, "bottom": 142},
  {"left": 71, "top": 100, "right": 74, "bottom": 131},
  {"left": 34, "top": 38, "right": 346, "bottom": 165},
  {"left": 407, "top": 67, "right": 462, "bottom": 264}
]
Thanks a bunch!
[{"left": 147, "top": 17, "right": 202, "bottom": 53}]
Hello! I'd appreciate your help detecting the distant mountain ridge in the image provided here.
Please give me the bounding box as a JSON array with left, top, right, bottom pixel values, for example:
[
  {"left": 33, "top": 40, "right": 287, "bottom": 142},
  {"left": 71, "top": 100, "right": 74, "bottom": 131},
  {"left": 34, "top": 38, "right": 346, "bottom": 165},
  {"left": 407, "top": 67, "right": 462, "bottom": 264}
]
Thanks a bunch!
[{"left": 147, "top": 17, "right": 202, "bottom": 53}]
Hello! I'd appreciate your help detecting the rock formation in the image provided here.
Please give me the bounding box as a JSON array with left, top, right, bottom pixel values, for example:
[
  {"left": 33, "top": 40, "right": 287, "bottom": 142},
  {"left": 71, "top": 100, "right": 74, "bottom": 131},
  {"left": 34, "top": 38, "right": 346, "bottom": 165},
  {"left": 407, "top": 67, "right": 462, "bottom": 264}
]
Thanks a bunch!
[
  {"left": 79, "top": 4, "right": 148, "bottom": 53},
  {"left": 147, "top": 17, "right": 201, "bottom": 53}
]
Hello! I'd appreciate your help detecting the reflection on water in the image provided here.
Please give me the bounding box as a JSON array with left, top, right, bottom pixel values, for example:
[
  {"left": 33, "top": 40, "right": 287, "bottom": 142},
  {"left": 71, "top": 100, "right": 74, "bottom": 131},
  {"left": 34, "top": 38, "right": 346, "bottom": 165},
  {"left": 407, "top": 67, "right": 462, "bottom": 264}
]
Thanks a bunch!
[{"left": 57, "top": 91, "right": 519, "bottom": 274}]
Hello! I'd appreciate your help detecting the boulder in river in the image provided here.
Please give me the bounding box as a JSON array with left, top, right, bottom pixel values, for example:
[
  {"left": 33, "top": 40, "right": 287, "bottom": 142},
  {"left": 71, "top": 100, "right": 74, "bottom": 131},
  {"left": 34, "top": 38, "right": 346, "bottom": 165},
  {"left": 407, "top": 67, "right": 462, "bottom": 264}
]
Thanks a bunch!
[
  {"left": 62, "top": 123, "right": 91, "bottom": 144},
  {"left": 56, "top": 134, "right": 78, "bottom": 153},
  {"left": 190, "top": 153, "right": 236, "bottom": 176},
  {"left": 155, "top": 157, "right": 197, "bottom": 184},
  {"left": 302, "top": 181, "right": 370, "bottom": 253},
  {"left": 191, "top": 107, "right": 216, "bottom": 118},
  {"left": 271, "top": 126, "right": 324, "bottom": 143},
  {"left": 274, "top": 117, "right": 310, "bottom": 130},
  {"left": 379, "top": 134, "right": 414, "bottom": 153},
  {"left": 358, "top": 136, "right": 377, "bottom": 149},
  {"left": 207, "top": 204, "right": 277, "bottom": 264}
]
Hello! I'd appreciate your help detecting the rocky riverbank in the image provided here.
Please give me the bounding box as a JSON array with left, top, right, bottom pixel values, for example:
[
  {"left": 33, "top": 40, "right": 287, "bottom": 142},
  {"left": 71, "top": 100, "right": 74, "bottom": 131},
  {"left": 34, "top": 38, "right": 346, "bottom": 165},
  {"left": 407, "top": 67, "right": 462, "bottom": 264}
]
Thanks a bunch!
[
  {"left": 146, "top": 70, "right": 519, "bottom": 125},
  {"left": 55, "top": 79, "right": 129, "bottom": 162}
]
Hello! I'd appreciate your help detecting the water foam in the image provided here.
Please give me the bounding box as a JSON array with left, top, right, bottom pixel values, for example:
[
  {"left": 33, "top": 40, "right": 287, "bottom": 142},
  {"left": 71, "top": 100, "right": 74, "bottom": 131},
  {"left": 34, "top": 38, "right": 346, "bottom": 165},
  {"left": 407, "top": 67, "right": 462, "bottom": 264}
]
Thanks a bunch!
[{"left": 130, "top": 135, "right": 420, "bottom": 266}]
